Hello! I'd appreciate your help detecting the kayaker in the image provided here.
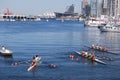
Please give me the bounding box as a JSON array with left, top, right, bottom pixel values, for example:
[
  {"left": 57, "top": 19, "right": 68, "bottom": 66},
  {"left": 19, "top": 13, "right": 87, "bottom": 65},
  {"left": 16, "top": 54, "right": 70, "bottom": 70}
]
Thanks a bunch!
[
  {"left": 102, "top": 45, "right": 107, "bottom": 51},
  {"left": 91, "top": 52, "right": 96, "bottom": 60},
  {"left": 82, "top": 50, "right": 88, "bottom": 57},
  {"left": 31, "top": 56, "right": 36, "bottom": 66},
  {"left": 99, "top": 45, "right": 102, "bottom": 50},
  {"left": 95, "top": 44, "right": 99, "bottom": 49},
  {"left": 35, "top": 55, "right": 41, "bottom": 62},
  {"left": 88, "top": 53, "right": 92, "bottom": 59},
  {"left": 91, "top": 44, "right": 95, "bottom": 48},
  {"left": 84, "top": 50, "right": 88, "bottom": 57},
  {"left": 81, "top": 50, "right": 85, "bottom": 56}
]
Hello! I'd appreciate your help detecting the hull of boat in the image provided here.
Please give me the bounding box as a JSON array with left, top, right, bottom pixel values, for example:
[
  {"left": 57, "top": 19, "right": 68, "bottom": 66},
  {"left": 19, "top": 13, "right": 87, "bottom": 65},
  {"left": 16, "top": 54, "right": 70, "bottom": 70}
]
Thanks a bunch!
[
  {"left": 27, "top": 63, "right": 37, "bottom": 71},
  {"left": 0, "top": 49, "right": 13, "bottom": 56},
  {"left": 27, "top": 60, "right": 41, "bottom": 71},
  {"left": 75, "top": 51, "right": 106, "bottom": 65},
  {"left": 100, "top": 26, "right": 120, "bottom": 33}
]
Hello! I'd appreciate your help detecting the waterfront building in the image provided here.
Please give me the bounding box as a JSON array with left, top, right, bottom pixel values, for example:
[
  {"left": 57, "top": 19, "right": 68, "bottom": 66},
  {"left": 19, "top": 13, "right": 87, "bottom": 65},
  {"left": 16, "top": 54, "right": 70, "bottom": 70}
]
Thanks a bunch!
[
  {"left": 90, "top": 0, "right": 97, "bottom": 17},
  {"left": 0, "top": 9, "right": 41, "bottom": 21},
  {"left": 54, "top": 4, "right": 79, "bottom": 20},
  {"left": 90, "top": 0, "right": 105, "bottom": 17},
  {"left": 102, "top": 0, "right": 108, "bottom": 15},
  {"left": 97, "top": 0, "right": 103, "bottom": 17},
  {"left": 114, "top": 0, "right": 120, "bottom": 17},
  {"left": 81, "top": 0, "right": 90, "bottom": 16},
  {"left": 103, "top": 0, "right": 120, "bottom": 17}
]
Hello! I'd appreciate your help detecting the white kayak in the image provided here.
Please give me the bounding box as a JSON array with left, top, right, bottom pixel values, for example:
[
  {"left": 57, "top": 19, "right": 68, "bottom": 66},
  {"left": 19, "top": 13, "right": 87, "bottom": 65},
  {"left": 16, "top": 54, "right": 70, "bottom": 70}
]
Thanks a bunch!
[
  {"left": 27, "top": 57, "right": 41, "bottom": 71},
  {"left": 27, "top": 63, "right": 37, "bottom": 71},
  {"left": 75, "top": 51, "right": 106, "bottom": 65}
]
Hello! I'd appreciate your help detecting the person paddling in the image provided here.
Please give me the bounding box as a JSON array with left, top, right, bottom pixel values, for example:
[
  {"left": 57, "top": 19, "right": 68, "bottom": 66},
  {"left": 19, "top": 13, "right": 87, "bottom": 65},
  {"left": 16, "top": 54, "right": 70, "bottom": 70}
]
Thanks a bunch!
[
  {"left": 88, "top": 51, "right": 95, "bottom": 60},
  {"left": 102, "top": 45, "right": 107, "bottom": 51},
  {"left": 91, "top": 44, "right": 95, "bottom": 48},
  {"left": 30, "top": 55, "right": 41, "bottom": 66},
  {"left": 95, "top": 44, "right": 99, "bottom": 49},
  {"left": 81, "top": 50, "right": 88, "bottom": 57},
  {"left": 35, "top": 55, "right": 41, "bottom": 62},
  {"left": 99, "top": 45, "right": 102, "bottom": 50},
  {"left": 91, "top": 52, "right": 96, "bottom": 60},
  {"left": 31, "top": 56, "right": 36, "bottom": 66}
]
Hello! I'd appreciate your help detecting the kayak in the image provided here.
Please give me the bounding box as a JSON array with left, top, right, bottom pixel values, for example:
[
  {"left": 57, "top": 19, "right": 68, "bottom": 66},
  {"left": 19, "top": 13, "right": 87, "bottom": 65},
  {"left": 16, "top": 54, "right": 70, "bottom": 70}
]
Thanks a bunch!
[
  {"left": 27, "top": 57, "right": 41, "bottom": 71},
  {"left": 85, "top": 46, "right": 118, "bottom": 55},
  {"left": 27, "top": 63, "right": 37, "bottom": 71},
  {"left": 75, "top": 51, "right": 106, "bottom": 65}
]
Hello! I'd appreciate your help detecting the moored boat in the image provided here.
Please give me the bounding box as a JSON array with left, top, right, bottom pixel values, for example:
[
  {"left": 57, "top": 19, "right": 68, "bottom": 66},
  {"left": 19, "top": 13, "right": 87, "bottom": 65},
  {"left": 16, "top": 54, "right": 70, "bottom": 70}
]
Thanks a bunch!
[
  {"left": 85, "top": 18, "right": 106, "bottom": 27},
  {"left": 98, "top": 23, "right": 107, "bottom": 28},
  {"left": 75, "top": 51, "right": 106, "bottom": 65},
  {"left": 99, "top": 23, "right": 120, "bottom": 33}
]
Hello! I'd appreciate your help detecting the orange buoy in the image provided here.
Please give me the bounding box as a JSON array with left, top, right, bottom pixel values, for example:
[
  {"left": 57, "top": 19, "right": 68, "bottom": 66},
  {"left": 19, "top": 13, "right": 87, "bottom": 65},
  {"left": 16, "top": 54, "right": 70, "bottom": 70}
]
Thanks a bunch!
[
  {"left": 69, "top": 55, "right": 74, "bottom": 60},
  {"left": 49, "top": 64, "right": 56, "bottom": 68}
]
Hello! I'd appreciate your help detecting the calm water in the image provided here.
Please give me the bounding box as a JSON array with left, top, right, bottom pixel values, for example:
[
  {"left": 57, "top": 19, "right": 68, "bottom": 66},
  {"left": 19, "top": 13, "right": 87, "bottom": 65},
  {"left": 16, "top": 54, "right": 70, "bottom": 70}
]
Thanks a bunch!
[{"left": 0, "top": 20, "right": 120, "bottom": 80}]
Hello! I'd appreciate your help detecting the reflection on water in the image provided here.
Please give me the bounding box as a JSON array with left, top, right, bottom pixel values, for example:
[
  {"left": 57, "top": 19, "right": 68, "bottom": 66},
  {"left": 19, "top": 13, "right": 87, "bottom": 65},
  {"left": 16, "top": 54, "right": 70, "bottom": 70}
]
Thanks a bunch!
[
  {"left": 31, "top": 66, "right": 40, "bottom": 76},
  {"left": 100, "top": 32, "right": 120, "bottom": 53},
  {"left": 83, "top": 27, "right": 120, "bottom": 53},
  {"left": 0, "top": 55, "right": 13, "bottom": 66}
]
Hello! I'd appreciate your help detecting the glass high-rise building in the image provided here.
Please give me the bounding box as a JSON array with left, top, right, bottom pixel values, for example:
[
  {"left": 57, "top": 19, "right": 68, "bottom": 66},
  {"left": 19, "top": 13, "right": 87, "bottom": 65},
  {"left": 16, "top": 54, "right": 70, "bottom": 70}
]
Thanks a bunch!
[
  {"left": 90, "top": 0, "right": 97, "bottom": 17},
  {"left": 97, "top": 0, "right": 103, "bottom": 17},
  {"left": 109, "top": 0, "right": 118, "bottom": 16},
  {"left": 89, "top": 0, "right": 120, "bottom": 17},
  {"left": 81, "top": 0, "right": 90, "bottom": 16}
]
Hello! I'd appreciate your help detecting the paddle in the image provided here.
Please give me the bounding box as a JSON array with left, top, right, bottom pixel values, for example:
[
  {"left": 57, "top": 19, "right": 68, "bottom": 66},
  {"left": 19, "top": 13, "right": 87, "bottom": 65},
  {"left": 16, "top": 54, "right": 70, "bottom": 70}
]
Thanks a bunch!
[
  {"left": 105, "top": 51, "right": 119, "bottom": 55},
  {"left": 11, "top": 59, "right": 32, "bottom": 66},
  {"left": 96, "top": 55, "right": 113, "bottom": 61}
]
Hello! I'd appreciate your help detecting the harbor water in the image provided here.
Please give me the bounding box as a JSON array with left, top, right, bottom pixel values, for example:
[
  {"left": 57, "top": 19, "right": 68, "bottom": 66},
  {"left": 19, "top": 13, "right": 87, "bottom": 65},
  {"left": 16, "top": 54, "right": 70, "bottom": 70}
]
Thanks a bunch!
[{"left": 0, "top": 20, "right": 120, "bottom": 80}]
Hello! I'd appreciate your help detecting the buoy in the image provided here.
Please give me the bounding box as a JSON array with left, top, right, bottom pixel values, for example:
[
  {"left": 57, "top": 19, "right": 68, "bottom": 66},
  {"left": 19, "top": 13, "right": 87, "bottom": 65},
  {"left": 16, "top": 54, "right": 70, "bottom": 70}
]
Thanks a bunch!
[
  {"left": 49, "top": 64, "right": 56, "bottom": 68},
  {"left": 69, "top": 55, "right": 74, "bottom": 60}
]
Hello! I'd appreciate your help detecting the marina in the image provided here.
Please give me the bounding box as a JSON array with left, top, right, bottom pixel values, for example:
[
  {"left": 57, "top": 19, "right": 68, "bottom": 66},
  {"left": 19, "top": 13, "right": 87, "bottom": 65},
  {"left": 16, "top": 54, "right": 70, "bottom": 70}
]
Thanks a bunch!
[
  {"left": 0, "top": 0, "right": 120, "bottom": 80},
  {"left": 0, "top": 20, "right": 119, "bottom": 80}
]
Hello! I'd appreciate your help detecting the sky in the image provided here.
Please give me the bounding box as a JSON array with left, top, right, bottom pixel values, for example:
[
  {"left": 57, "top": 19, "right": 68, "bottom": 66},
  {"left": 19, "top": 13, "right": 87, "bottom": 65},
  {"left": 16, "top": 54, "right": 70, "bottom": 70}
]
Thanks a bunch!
[{"left": 0, "top": 0, "right": 82, "bottom": 15}]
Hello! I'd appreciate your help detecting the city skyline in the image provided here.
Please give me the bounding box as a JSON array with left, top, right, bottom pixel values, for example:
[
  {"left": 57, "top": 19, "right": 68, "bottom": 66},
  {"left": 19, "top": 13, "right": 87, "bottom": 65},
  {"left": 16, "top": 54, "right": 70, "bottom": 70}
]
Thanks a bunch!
[{"left": 0, "top": 0, "right": 82, "bottom": 15}]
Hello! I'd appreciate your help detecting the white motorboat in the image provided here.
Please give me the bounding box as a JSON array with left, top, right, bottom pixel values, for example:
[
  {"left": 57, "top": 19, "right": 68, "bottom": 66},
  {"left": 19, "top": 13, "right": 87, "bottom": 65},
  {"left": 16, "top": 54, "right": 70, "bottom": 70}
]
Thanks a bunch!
[
  {"left": 99, "top": 23, "right": 120, "bottom": 33},
  {"left": 85, "top": 18, "right": 106, "bottom": 27},
  {"left": 0, "top": 49, "right": 13, "bottom": 56}
]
